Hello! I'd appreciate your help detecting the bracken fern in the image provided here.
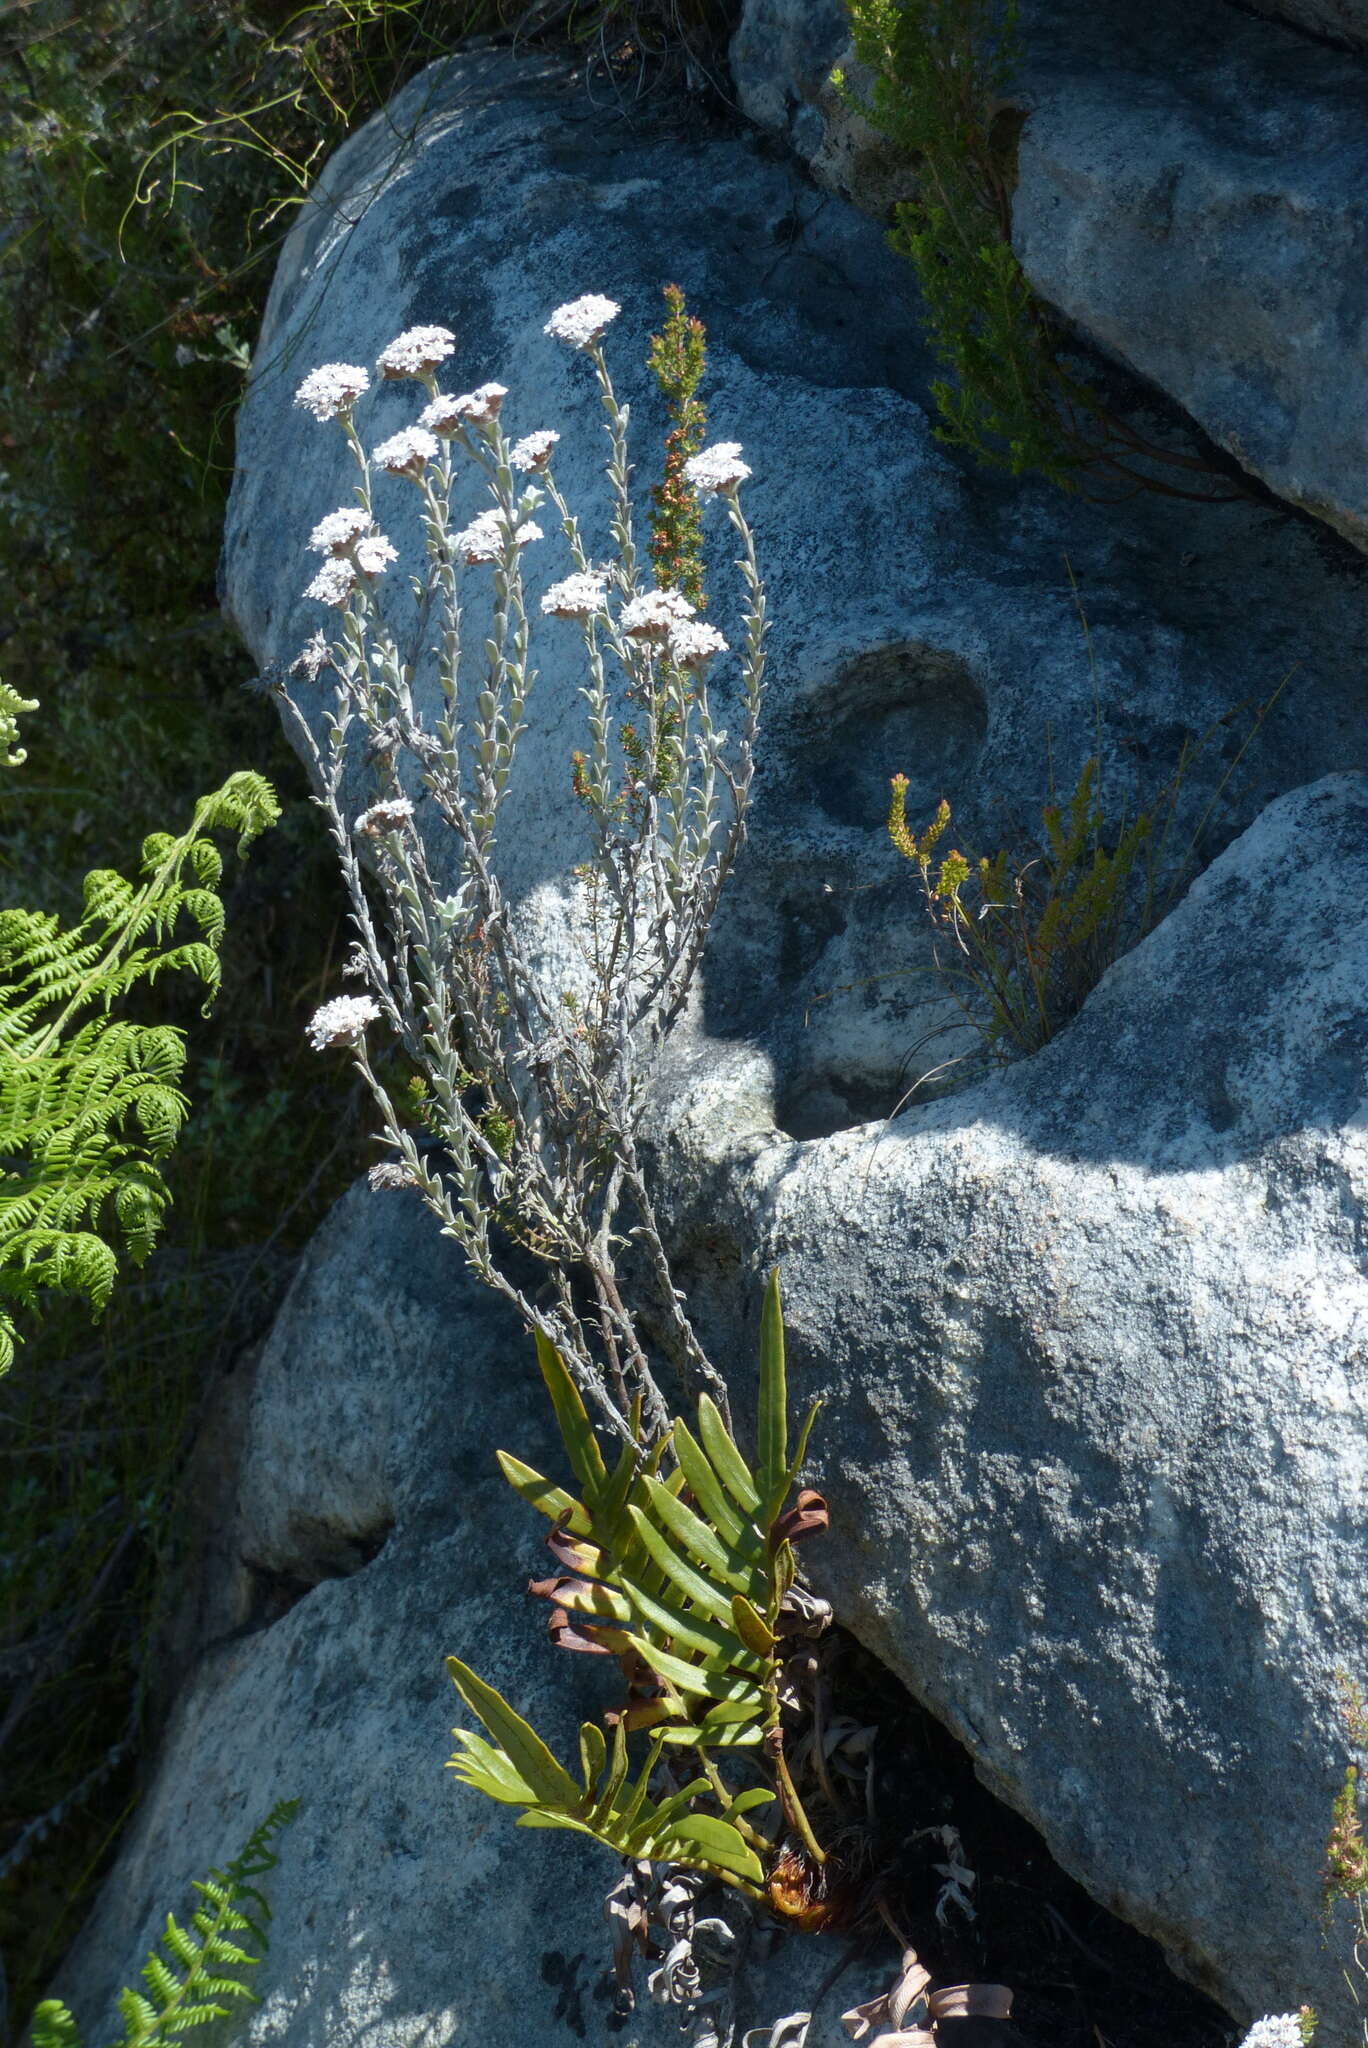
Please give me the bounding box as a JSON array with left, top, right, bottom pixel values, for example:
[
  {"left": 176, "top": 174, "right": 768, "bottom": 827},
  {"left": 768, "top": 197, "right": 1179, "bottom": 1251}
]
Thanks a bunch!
[
  {"left": 31, "top": 1799, "right": 297, "bottom": 2048},
  {"left": 0, "top": 767, "right": 279, "bottom": 1371}
]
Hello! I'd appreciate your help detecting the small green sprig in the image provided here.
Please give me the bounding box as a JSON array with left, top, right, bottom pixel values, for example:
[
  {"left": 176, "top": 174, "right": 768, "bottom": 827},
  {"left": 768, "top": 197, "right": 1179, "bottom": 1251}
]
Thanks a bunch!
[{"left": 32, "top": 1800, "right": 297, "bottom": 2048}]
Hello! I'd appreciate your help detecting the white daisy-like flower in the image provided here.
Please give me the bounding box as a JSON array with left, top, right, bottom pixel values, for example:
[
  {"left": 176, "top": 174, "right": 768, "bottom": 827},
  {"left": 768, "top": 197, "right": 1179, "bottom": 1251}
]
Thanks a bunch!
[
  {"left": 544, "top": 294, "right": 621, "bottom": 350},
  {"left": 304, "top": 557, "right": 358, "bottom": 607},
  {"left": 354, "top": 797, "right": 415, "bottom": 838},
  {"left": 418, "top": 393, "right": 463, "bottom": 435},
  {"left": 444, "top": 382, "right": 508, "bottom": 427},
  {"left": 306, "top": 992, "right": 381, "bottom": 1050},
  {"left": 376, "top": 325, "right": 456, "bottom": 378},
  {"left": 290, "top": 630, "right": 333, "bottom": 683},
  {"left": 1238, "top": 2018, "right": 1308, "bottom": 2048},
  {"left": 294, "top": 362, "right": 369, "bottom": 422},
  {"left": 354, "top": 533, "right": 398, "bottom": 576},
  {"left": 668, "top": 619, "right": 728, "bottom": 667},
  {"left": 309, "top": 507, "right": 370, "bottom": 555},
  {"left": 541, "top": 569, "right": 609, "bottom": 619},
  {"left": 368, "top": 1160, "right": 419, "bottom": 1192},
  {"left": 510, "top": 429, "right": 560, "bottom": 473},
  {"left": 619, "top": 587, "right": 695, "bottom": 640},
  {"left": 373, "top": 426, "right": 440, "bottom": 478},
  {"left": 452, "top": 508, "right": 543, "bottom": 566},
  {"left": 683, "top": 441, "right": 751, "bottom": 496}
]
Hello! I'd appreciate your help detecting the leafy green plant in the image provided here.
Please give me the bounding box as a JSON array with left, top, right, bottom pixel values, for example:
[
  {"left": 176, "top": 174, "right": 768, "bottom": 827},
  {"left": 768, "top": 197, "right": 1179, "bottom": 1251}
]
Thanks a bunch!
[
  {"left": 835, "top": 0, "right": 1241, "bottom": 501},
  {"left": 889, "top": 664, "right": 1283, "bottom": 1070},
  {"left": 32, "top": 1799, "right": 297, "bottom": 2048},
  {"left": 647, "top": 283, "right": 709, "bottom": 608},
  {"left": 447, "top": 1270, "right": 830, "bottom": 1898},
  {"left": 0, "top": 766, "right": 278, "bottom": 1371},
  {"left": 889, "top": 756, "right": 1152, "bottom": 1062}
]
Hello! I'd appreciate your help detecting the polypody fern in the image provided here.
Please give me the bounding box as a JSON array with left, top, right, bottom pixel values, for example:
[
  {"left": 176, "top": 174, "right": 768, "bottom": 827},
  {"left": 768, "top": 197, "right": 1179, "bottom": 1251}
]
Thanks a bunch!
[{"left": 447, "top": 1271, "right": 830, "bottom": 1900}]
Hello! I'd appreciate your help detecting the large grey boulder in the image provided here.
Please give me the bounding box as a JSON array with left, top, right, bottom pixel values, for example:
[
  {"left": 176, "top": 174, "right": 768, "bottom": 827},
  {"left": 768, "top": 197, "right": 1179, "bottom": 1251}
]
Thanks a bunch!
[
  {"left": 730, "top": 0, "right": 1368, "bottom": 555},
  {"left": 66, "top": 39, "right": 1368, "bottom": 2045}
]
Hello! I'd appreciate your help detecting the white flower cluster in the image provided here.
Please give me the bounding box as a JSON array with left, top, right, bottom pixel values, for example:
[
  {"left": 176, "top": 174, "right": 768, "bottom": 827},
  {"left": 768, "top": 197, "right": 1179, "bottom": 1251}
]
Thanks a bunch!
[
  {"left": 620, "top": 588, "right": 695, "bottom": 641},
  {"left": 307, "top": 993, "right": 381, "bottom": 1051},
  {"left": 617, "top": 587, "right": 726, "bottom": 665},
  {"left": 544, "top": 294, "right": 620, "bottom": 350},
  {"left": 668, "top": 618, "right": 728, "bottom": 667},
  {"left": 309, "top": 507, "right": 369, "bottom": 554},
  {"left": 303, "top": 508, "right": 397, "bottom": 603},
  {"left": 510, "top": 429, "right": 560, "bottom": 473},
  {"left": 354, "top": 797, "right": 415, "bottom": 838},
  {"left": 683, "top": 440, "right": 751, "bottom": 496},
  {"left": 1239, "top": 2017, "right": 1308, "bottom": 2048},
  {"left": 377, "top": 325, "right": 456, "bottom": 378},
  {"left": 541, "top": 569, "right": 609, "bottom": 620},
  {"left": 373, "top": 426, "right": 440, "bottom": 478},
  {"left": 452, "top": 508, "right": 543, "bottom": 566},
  {"left": 293, "top": 362, "right": 369, "bottom": 422},
  {"left": 304, "top": 558, "right": 358, "bottom": 608}
]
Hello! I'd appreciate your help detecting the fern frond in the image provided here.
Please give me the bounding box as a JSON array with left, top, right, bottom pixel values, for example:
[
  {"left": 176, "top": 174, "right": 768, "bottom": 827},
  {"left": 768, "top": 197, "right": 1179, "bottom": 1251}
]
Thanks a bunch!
[
  {"left": 93, "top": 1800, "right": 298, "bottom": 2048},
  {"left": 32, "top": 2002, "right": 82, "bottom": 2048},
  {"left": 0, "top": 767, "right": 278, "bottom": 1373}
]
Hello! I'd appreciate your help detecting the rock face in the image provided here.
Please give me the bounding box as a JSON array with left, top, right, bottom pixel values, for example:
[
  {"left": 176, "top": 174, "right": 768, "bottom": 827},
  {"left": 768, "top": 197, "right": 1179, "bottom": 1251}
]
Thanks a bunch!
[
  {"left": 730, "top": 0, "right": 1368, "bottom": 555},
  {"left": 1245, "top": 0, "right": 1368, "bottom": 46},
  {"left": 62, "top": 39, "right": 1368, "bottom": 2045}
]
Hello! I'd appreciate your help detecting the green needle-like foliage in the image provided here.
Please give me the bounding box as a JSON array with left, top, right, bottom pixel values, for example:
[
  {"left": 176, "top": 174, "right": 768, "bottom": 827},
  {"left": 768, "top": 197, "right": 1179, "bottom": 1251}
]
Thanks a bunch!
[
  {"left": 30, "top": 1800, "right": 297, "bottom": 2048},
  {"left": 447, "top": 1271, "right": 827, "bottom": 1895},
  {"left": 0, "top": 766, "right": 279, "bottom": 1372}
]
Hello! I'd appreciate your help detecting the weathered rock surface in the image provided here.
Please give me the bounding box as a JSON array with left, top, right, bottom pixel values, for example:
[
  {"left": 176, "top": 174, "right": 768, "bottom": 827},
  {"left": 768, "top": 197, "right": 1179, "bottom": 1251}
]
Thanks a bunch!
[
  {"left": 64, "top": 39, "right": 1368, "bottom": 2045},
  {"left": 731, "top": 0, "right": 1368, "bottom": 554},
  {"left": 1245, "top": 0, "right": 1368, "bottom": 47}
]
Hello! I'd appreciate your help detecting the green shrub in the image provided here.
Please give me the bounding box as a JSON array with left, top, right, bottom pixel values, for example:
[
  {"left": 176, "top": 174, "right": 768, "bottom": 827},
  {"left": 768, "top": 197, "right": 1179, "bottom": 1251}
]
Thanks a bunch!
[
  {"left": 836, "top": 0, "right": 1243, "bottom": 500},
  {"left": 888, "top": 682, "right": 1281, "bottom": 1069}
]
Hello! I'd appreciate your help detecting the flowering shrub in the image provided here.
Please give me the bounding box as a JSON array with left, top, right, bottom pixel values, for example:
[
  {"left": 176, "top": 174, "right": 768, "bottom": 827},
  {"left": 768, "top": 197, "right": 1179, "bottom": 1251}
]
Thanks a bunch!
[{"left": 272, "top": 296, "right": 766, "bottom": 1445}]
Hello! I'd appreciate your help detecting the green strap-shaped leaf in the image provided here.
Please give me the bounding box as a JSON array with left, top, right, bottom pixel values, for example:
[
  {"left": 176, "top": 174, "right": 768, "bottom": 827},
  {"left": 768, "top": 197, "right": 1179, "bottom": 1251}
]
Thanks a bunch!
[
  {"left": 623, "top": 1631, "right": 766, "bottom": 1707},
  {"left": 589, "top": 1714, "right": 631, "bottom": 1826},
  {"left": 656, "top": 1721, "right": 764, "bottom": 1748},
  {"left": 624, "top": 1574, "right": 765, "bottom": 1671},
  {"left": 756, "top": 1266, "right": 788, "bottom": 1516},
  {"left": 662, "top": 1814, "right": 765, "bottom": 1884},
  {"left": 578, "top": 1720, "right": 607, "bottom": 1798},
  {"left": 785, "top": 1397, "right": 824, "bottom": 1497},
  {"left": 534, "top": 1329, "right": 609, "bottom": 1501},
  {"left": 625, "top": 1504, "right": 737, "bottom": 1626},
  {"left": 495, "top": 1450, "right": 592, "bottom": 1536},
  {"left": 640, "top": 1476, "right": 762, "bottom": 1597},
  {"left": 731, "top": 1594, "right": 775, "bottom": 1657},
  {"left": 446, "top": 1657, "right": 580, "bottom": 1809},
  {"left": 696, "top": 1394, "right": 760, "bottom": 1514},
  {"left": 725, "top": 1787, "right": 778, "bottom": 1818},
  {"left": 448, "top": 1727, "right": 538, "bottom": 1803},
  {"left": 672, "top": 1418, "right": 746, "bottom": 1548}
]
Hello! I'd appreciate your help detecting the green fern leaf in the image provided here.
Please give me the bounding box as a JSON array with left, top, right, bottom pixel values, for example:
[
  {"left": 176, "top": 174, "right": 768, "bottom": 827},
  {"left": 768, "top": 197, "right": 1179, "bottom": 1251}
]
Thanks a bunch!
[{"left": 0, "top": 762, "right": 278, "bottom": 1374}]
